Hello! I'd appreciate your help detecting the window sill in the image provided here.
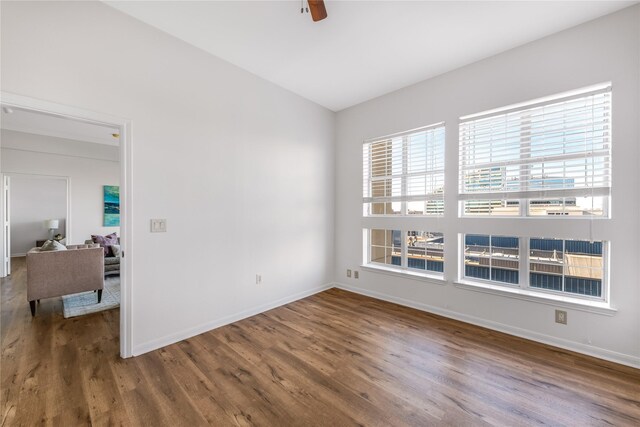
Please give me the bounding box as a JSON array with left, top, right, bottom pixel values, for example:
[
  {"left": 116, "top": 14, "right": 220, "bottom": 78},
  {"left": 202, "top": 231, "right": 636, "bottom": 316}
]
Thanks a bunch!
[
  {"left": 458, "top": 215, "right": 610, "bottom": 220},
  {"left": 453, "top": 280, "right": 617, "bottom": 316},
  {"left": 361, "top": 264, "right": 447, "bottom": 285}
]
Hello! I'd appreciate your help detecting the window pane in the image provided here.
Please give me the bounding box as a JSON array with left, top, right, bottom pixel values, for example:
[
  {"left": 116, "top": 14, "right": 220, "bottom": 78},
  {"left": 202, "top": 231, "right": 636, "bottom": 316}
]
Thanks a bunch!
[
  {"left": 370, "top": 229, "right": 401, "bottom": 266},
  {"left": 463, "top": 200, "right": 519, "bottom": 216},
  {"left": 464, "top": 234, "right": 491, "bottom": 280},
  {"left": 464, "top": 235, "right": 519, "bottom": 284},
  {"left": 406, "top": 231, "right": 444, "bottom": 273},
  {"left": 565, "top": 240, "right": 603, "bottom": 297},
  {"left": 528, "top": 196, "right": 605, "bottom": 216},
  {"left": 529, "top": 238, "right": 603, "bottom": 297},
  {"left": 365, "top": 202, "right": 402, "bottom": 215}
]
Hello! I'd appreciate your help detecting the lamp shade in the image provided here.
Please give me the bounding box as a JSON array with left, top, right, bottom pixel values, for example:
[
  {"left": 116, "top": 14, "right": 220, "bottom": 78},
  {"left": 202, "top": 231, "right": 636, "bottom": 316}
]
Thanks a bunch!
[{"left": 45, "top": 219, "right": 59, "bottom": 229}]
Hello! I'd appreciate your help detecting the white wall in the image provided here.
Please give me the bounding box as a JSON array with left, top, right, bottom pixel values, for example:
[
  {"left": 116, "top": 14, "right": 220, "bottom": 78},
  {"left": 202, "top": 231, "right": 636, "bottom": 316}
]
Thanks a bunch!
[
  {"left": 335, "top": 6, "right": 640, "bottom": 367},
  {"left": 0, "top": 1, "right": 335, "bottom": 355},
  {"left": 9, "top": 174, "right": 67, "bottom": 255},
  {"left": 1, "top": 130, "right": 120, "bottom": 245}
]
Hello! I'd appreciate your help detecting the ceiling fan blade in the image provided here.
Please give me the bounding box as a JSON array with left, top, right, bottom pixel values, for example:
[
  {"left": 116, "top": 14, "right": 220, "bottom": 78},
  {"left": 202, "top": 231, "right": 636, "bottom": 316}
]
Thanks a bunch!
[{"left": 308, "top": 0, "right": 327, "bottom": 22}]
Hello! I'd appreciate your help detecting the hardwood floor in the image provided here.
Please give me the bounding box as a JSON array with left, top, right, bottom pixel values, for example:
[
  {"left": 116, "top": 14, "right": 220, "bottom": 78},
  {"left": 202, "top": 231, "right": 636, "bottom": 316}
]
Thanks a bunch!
[{"left": 2, "top": 257, "right": 639, "bottom": 426}]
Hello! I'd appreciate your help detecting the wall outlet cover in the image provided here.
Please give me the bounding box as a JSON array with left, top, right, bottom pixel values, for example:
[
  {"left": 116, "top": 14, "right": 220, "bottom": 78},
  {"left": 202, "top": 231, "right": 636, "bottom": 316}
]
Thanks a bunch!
[
  {"left": 555, "top": 309, "right": 567, "bottom": 325},
  {"left": 150, "top": 218, "right": 167, "bottom": 232}
]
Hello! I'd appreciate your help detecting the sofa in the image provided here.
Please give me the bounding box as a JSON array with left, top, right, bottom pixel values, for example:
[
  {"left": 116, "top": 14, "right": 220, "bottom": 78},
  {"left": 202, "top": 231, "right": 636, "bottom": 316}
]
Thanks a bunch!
[
  {"left": 26, "top": 244, "right": 104, "bottom": 316},
  {"left": 85, "top": 238, "right": 120, "bottom": 276}
]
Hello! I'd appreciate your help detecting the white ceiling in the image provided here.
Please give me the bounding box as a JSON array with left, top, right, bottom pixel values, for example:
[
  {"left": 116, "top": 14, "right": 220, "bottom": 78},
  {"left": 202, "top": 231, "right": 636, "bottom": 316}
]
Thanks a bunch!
[
  {"left": 0, "top": 106, "right": 121, "bottom": 146},
  {"left": 111, "top": 1, "right": 635, "bottom": 111}
]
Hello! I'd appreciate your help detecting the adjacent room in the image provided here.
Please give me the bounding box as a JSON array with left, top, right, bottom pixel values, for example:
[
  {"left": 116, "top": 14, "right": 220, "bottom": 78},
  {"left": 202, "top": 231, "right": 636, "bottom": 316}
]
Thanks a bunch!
[
  {"left": 1, "top": 1, "right": 638, "bottom": 425},
  {"left": 1, "top": 108, "right": 122, "bottom": 318}
]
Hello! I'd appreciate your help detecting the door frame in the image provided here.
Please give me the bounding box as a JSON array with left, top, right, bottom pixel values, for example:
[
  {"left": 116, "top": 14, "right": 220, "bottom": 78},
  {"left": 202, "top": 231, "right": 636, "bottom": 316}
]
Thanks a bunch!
[
  {"left": 0, "top": 91, "right": 133, "bottom": 358},
  {"left": 2, "top": 175, "right": 10, "bottom": 277}
]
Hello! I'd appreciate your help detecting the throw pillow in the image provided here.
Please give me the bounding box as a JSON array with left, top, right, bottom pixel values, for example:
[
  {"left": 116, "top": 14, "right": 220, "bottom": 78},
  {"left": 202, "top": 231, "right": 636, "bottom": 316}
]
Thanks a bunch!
[
  {"left": 91, "top": 232, "right": 118, "bottom": 256},
  {"left": 40, "top": 240, "right": 67, "bottom": 251},
  {"left": 110, "top": 244, "right": 121, "bottom": 258}
]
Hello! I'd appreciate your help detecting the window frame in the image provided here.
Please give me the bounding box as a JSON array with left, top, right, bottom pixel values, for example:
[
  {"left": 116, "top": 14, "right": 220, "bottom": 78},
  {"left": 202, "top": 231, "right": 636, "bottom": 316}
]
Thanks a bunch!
[
  {"left": 364, "top": 228, "right": 445, "bottom": 280},
  {"left": 363, "top": 123, "right": 445, "bottom": 217},
  {"left": 458, "top": 234, "right": 609, "bottom": 303},
  {"left": 458, "top": 84, "right": 612, "bottom": 219}
]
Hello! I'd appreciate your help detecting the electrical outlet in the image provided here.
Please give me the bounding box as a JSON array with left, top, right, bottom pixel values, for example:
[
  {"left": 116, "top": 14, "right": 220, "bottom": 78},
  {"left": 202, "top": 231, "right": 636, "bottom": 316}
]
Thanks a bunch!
[
  {"left": 347, "top": 269, "right": 352, "bottom": 278},
  {"left": 555, "top": 309, "right": 567, "bottom": 325},
  {"left": 354, "top": 271, "right": 359, "bottom": 279},
  {"left": 256, "top": 274, "right": 262, "bottom": 285}
]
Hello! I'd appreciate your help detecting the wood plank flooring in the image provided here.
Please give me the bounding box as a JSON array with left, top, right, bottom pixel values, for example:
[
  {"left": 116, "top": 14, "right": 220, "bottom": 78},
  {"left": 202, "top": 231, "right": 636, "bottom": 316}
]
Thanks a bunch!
[{"left": 2, "top": 256, "right": 639, "bottom": 426}]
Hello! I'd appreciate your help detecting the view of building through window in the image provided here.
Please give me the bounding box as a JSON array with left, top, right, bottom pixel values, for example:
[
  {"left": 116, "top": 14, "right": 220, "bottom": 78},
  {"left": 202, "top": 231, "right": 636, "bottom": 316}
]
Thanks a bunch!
[
  {"left": 404, "top": 231, "right": 444, "bottom": 272},
  {"left": 369, "top": 229, "right": 444, "bottom": 274},
  {"left": 459, "top": 88, "right": 611, "bottom": 217},
  {"left": 464, "top": 235, "right": 520, "bottom": 284},
  {"left": 529, "top": 238, "right": 603, "bottom": 297},
  {"left": 463, "top": 234, "right": 604, "bottom": 297}
]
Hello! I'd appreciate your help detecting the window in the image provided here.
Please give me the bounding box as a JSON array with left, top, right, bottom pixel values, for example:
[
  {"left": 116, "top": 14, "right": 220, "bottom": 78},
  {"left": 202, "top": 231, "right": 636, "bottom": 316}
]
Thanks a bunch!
[
  {"left": 459, "top": 85, "right": 611, "bottom": 216},
  {"left": 530, "top": 238, "right": 604, "bottom": 297},
  {"left": 363, "top": 124, "right": 445, "bottom": 216},
  {"left": 462, "top": 234, "right": 606, "bottom": 299},
  {"left": 464, "top": 235, "right": 519, "bottom": 284},
  {"left": 367, "top": 229, "right": 444, "bottom": 276},
  {"left": 360, "top": 85, "right": 613, "bottom": 308}
]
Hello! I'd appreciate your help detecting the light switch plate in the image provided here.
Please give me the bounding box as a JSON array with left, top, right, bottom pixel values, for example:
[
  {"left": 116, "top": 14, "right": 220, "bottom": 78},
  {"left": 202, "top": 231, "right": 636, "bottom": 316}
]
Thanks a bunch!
[{"left": 150, "top": 218, "right": 167, "bottom": 233}]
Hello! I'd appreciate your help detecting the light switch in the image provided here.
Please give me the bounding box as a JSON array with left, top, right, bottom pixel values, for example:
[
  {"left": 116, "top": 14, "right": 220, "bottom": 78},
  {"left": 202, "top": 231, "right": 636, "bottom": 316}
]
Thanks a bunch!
[{"left": 150, "top": 218, "right": 167, "bottom": 233}]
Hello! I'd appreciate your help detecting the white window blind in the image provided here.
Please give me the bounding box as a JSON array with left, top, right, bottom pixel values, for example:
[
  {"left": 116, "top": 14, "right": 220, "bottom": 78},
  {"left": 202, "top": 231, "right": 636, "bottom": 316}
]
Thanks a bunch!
[
  {"left": 363, "top": 124, "right": 445, "bottom": 215},
  {"left": 459, "top": 86, "right": 611, "bottom": 203}
]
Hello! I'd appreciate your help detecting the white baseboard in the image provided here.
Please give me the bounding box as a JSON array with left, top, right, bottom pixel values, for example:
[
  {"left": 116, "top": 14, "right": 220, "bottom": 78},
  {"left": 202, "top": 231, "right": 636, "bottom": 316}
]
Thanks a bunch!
[
  {"left": 132, "top": 283, "right": 333, "bottom": 356},
  {"left": 11, "top": 253, "right": 26, "bottom": 258},
  {"left": 333, "top": 282, "right": 640, "bottom": 369}
]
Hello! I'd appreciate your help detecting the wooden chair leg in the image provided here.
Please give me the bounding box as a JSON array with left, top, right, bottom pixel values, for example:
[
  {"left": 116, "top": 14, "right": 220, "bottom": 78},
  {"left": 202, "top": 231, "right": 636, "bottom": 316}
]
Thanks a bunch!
[
  {"left": 29, "top": 301, "right": 36, "bottom": 316},
  {"left": 97, "top": 289, "right": 103, "bottom": 303}
]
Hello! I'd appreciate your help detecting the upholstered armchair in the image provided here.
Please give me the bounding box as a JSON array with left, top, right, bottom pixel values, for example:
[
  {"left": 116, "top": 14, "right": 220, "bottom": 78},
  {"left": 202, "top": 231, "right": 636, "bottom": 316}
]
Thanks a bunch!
[{"left": 26, "top": 244, "right": 104, "bottom": 316}]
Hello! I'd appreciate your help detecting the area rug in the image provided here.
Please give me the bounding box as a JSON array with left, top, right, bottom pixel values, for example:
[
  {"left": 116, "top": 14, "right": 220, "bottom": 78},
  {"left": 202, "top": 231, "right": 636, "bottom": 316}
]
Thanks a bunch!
[{"left": 62, "top": 276, "right": 120, "bottom": 318}]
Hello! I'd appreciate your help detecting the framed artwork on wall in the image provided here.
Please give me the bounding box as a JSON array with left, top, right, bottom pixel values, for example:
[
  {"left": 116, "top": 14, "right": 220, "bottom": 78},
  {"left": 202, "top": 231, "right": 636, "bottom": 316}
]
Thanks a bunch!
[{"left": 103, "top": 185, "right": 120, "bottom": 226}]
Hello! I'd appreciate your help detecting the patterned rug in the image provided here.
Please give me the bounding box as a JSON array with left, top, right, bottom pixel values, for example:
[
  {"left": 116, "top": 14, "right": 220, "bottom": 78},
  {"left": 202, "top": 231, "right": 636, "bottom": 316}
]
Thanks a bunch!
[{"left": 62, "top": 276, "right": 120, "bottom": 318}]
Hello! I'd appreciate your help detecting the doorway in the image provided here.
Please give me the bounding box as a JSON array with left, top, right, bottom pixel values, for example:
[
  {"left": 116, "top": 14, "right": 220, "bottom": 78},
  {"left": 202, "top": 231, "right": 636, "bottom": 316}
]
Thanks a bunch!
[{"left": 0, "top": 92, "right": 132, "bottom": 357}]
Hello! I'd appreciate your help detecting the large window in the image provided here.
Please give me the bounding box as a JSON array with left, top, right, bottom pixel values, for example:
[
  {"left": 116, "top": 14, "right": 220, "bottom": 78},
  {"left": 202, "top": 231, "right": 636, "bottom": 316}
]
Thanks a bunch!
[
  {"left": 361, "top": 84, "right": 613, "bottom": 307},
  {"left": 367, "top": 229, "right": 444, "bottom": 275},
  {"left": 459, "top": 86, "right": 611, "bottom": 216},
  {"left": 363, "top": 124, "right": 445, "bottom": 216}
]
